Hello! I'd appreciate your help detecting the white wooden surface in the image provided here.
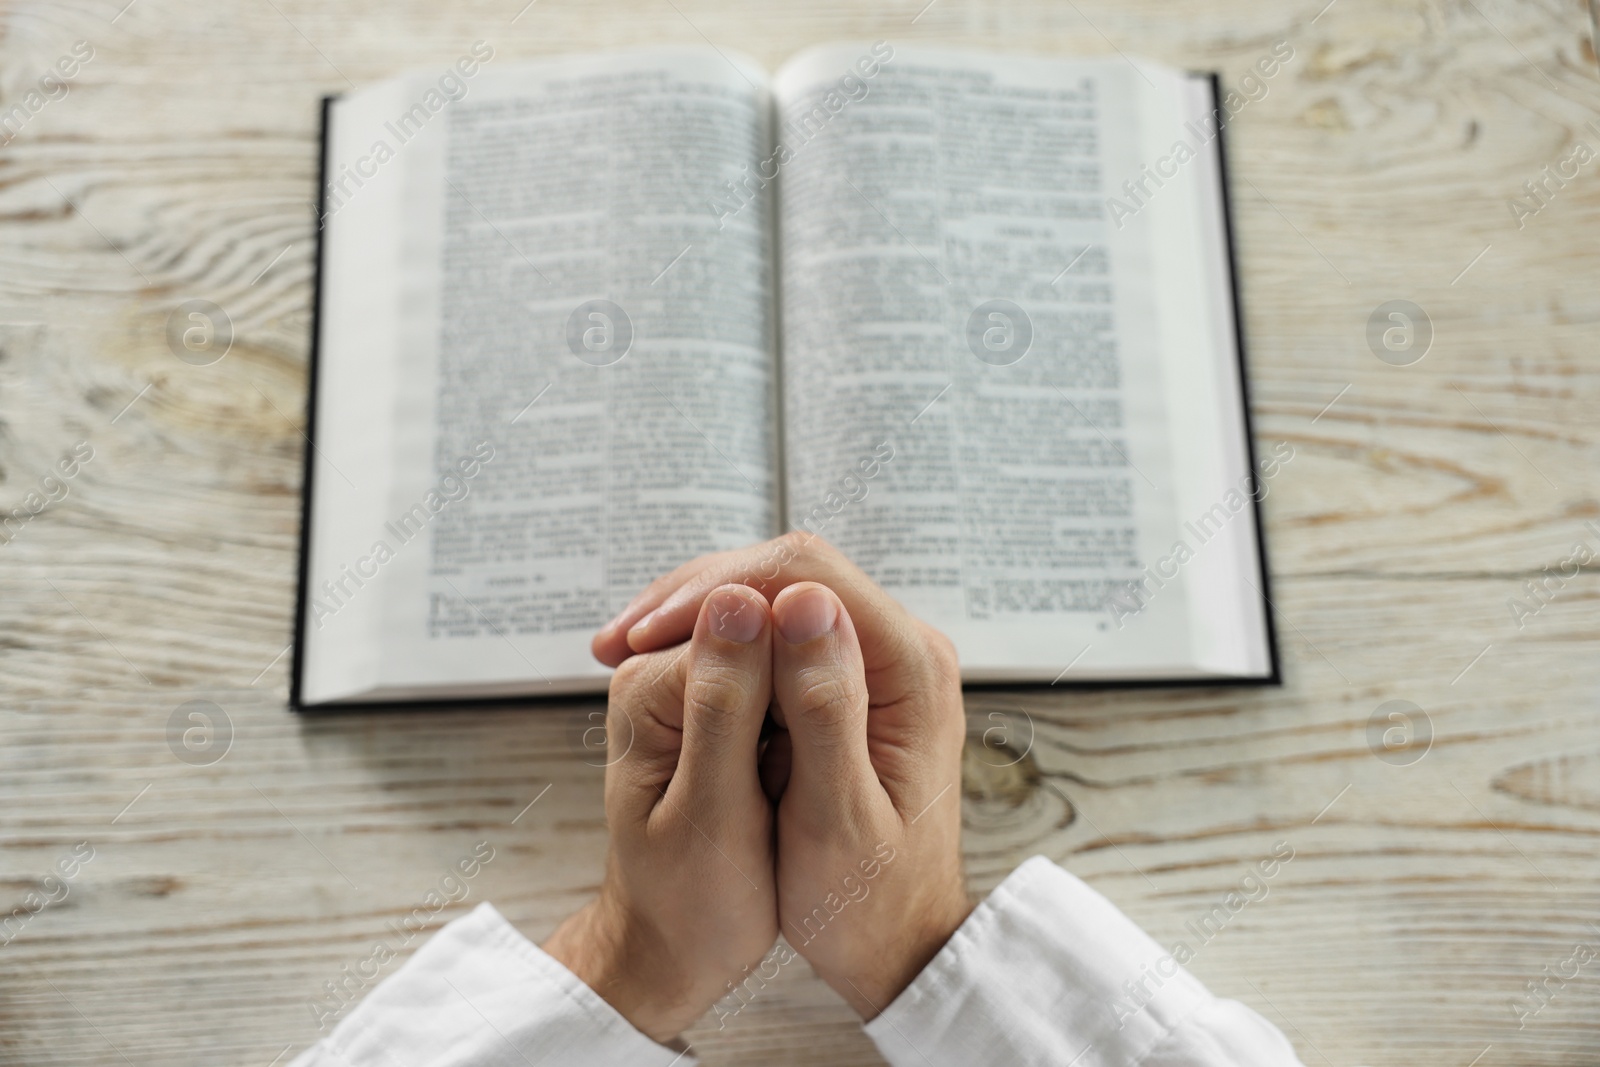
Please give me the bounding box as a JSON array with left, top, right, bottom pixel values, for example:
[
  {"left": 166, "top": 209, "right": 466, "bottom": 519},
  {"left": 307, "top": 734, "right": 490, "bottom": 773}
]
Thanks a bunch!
[{"left": 2, "top": 0, "right": 1600, "bottom": 1063}]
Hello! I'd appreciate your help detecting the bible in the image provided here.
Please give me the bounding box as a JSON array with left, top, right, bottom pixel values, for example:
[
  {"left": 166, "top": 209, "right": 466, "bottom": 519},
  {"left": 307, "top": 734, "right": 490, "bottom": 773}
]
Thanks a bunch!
[{"left": 293, "top": 41, "right": 1280, "bottom": 708}]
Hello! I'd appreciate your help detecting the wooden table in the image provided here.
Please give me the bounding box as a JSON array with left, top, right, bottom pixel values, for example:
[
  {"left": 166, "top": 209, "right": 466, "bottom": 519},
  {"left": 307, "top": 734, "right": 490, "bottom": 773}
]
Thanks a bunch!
[{"left": 3, "top": 0, "right": 1599, "bottom": 1063}]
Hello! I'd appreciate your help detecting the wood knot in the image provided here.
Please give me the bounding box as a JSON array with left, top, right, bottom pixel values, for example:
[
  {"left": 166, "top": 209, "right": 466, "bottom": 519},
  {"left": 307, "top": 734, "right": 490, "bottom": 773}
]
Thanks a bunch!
[{"left": 960, "top": 708, "right": 1074, "bottom": 836}]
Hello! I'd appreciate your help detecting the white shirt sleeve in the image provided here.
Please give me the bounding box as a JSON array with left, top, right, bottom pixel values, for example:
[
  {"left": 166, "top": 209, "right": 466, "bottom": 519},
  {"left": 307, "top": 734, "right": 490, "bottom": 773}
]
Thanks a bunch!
[
  {"left": 863, "top": 856, "right": 1304, "bottom": 1067},
  {"left": 288, "top": 902, "right": 692, "bottom": 1067},
  {"left": 288, "top": 860, "right": 1299, "bottom": 1067}
]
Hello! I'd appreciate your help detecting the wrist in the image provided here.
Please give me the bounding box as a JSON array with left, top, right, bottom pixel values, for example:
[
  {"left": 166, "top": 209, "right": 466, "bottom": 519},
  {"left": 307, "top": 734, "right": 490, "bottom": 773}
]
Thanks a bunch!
[
  {"left": 542, "top": 894, "right": 700, "bottom": 1043},
  {"left": 830, "top": 884, "right": 973, "bottom": 1020}
]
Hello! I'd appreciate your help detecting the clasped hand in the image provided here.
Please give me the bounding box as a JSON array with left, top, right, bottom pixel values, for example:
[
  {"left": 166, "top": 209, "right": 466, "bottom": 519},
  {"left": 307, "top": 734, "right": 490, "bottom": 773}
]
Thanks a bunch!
[{"left": 543, "top": 534, "right": 973, "bottom": 1041}]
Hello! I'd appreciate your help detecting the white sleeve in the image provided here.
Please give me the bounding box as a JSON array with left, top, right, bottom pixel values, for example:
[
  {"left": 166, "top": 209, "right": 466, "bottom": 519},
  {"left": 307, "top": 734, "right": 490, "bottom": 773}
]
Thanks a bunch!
[
  {"left": 863, "top": 856, "right": 1304, "bottom": 1067},
  {"left": 289, "top": 902, "right": 692, "bottom": 1067}
]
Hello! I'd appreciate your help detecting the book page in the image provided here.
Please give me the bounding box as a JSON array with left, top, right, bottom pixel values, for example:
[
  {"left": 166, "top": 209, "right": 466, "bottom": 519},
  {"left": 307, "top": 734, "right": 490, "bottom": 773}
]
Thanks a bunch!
[
  {"left": 1155, "top": 76, "right": 1275, "bottom": 679},
  {"left": 773, "top": 44, "right": 1195, "bottom": 680},
  {"left": 301, "top": 83, "right": 416, "bottom": 705},
  {"left": 304, "top": 47, "right": 776, "bottom": 703}
]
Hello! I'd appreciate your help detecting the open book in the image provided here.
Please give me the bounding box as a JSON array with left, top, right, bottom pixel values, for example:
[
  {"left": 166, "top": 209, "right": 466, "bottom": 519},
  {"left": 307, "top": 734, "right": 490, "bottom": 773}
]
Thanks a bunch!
[{"left": 293, "top": 41, "right": 1279, "bottom": 709}]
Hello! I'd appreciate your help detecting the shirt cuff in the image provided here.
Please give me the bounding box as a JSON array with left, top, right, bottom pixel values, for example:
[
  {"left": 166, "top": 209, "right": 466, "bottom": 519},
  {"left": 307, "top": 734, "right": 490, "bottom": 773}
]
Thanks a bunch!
[
  {"left": 863, "top": 856, "right": 1214, "bottom": 1067},
  {"left": 290, "top": 902, "right": 692, "bottom": 1067}
]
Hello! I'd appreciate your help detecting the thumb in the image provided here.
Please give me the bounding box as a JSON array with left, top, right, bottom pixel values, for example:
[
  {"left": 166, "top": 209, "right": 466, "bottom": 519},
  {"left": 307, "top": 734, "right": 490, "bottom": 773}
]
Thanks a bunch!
[
  {"left": 668, "top": 584, "right": 772, "bottom": 815},
  {"left": 771, "top": 583, "right": 876, "bottom": 816}
]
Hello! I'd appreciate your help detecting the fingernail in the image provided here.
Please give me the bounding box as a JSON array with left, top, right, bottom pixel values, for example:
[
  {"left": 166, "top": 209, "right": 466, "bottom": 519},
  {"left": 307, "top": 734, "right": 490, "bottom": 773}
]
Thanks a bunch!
[
  {"left": 776, "top": 587, "right": 837, "bottom": 645},
  {"left": 708, "top": 590, "right": 763, "bottom": 643},
  {"left": 627, "top": 611, "right": 655, "bottom": 642}
]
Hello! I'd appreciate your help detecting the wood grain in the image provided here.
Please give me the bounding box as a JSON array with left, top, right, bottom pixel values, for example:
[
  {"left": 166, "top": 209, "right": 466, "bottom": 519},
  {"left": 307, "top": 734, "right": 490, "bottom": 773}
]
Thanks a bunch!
[{"left": 2, "top": 0, "right": 1599, "bottom": 1063}]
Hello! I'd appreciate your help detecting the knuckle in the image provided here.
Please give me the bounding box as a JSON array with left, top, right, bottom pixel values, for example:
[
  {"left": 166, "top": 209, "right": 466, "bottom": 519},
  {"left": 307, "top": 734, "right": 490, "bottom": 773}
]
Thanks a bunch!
[
  {"left": 789, "top": 665, "right": 863, "bottom": 735},
  {"left": 683, "top": 665, "right": 756, "bottom": 740},
  {"left": 599, "top": 687, "right": 650, "bottom": 754},
  {"left": 776, "top": 529, "right": 834, "bottom": 563},
  {"left": 775, "top": 529, "right": 810, "bottom": 554},
  {"left": 684, "top": 696, "right": 740, "bottom": 745},
  {"left": 612, "top": 645, "right": 683, "bottom": 693},
  {"left": 908, "top": 626, "right": 964, "bottom": 733},
  {"left": 922, "top": 627, "right": 960, "bottom": 680},
  {"left": 609, "top": 654, "right": 652, "bottom": 696}
]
